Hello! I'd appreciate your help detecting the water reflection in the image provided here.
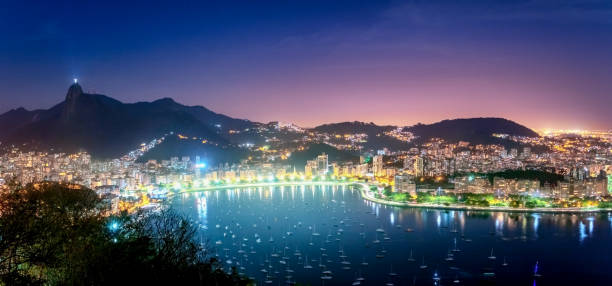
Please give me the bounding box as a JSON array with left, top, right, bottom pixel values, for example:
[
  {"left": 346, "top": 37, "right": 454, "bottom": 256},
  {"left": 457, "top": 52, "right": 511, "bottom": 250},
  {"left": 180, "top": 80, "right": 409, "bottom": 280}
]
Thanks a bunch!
[{"left": 171, "top": 185, "right": 612, "bottom": 285}]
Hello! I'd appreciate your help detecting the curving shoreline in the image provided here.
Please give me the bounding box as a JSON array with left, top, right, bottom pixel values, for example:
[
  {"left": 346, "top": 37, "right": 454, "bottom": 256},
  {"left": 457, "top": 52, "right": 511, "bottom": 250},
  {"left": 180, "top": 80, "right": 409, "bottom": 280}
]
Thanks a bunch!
[
  {"left": 176, "top": 181, "right": 611, "bottom": 214},
  {"left": 355, "top": 183, "right": 612, "bottom": 214},
  {"left": 180, "top": 180, "right": 352, "bottom": 193}
]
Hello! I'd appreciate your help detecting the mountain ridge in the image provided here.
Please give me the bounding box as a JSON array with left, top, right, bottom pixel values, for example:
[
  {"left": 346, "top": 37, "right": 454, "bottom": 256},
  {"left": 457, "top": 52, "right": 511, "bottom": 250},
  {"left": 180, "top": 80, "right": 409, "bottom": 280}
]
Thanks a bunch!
[
  {"left": 405, "top": 117, "right": 539, "bottom": 144},
  {"left": 0, "top": 83, "right": 256, "bottom": 158},
  {"left": 311, "top": 118, "right": 538, "bottom": 150},
  {"left": 0, "top": 83, "right": 540, "bottom": 159}
]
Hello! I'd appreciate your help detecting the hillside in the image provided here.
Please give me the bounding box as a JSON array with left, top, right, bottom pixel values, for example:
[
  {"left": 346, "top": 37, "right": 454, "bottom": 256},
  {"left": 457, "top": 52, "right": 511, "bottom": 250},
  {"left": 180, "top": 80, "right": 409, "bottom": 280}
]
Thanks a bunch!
[
  {"left": 406, "top": 118, "right": 538, "bottom": 144},
  {"left": 312, "top": 121, "right": 410, "bottom": 151},
  {"left": 137, "top": 135, "right": 249, "bottom": 166},
  {"left": 312, "top": 121, "right": 395, "bottom": 134},
  {"left": 0, "top": 83, "right": 256, "bottom": 158}
]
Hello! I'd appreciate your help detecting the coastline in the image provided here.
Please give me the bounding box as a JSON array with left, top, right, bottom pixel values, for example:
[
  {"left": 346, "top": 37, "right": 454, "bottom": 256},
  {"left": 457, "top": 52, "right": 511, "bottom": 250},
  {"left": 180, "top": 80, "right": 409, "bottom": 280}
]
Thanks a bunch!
[
  {"left": 355, "top": 183, "right": 612, "bottom": 214},
  {"left": 176, "top": 181, "right": 611, "bottom": 214},
  {"left": 180, "top": 180, "right": 352, "bottom": 193}
]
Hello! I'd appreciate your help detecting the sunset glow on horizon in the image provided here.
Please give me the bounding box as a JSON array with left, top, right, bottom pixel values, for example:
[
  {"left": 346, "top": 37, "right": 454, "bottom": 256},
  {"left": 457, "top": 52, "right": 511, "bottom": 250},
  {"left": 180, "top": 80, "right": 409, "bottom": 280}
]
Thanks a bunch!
[{"left": 1, "top": 0, "right": 611, "bottom": 130}]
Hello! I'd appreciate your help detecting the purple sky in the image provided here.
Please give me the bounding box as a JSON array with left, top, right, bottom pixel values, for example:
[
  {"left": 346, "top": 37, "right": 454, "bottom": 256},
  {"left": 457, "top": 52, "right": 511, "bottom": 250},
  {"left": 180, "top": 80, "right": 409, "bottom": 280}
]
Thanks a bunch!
[{"left": 1, "top": 0, "right": 611, "bottom": 130}]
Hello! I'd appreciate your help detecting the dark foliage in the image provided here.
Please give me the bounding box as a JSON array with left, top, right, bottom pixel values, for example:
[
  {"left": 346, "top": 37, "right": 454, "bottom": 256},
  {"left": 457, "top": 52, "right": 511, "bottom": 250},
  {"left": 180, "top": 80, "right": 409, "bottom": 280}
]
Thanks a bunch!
[{"left": 0, "top": 182, "right": 249, "bottom": 286}]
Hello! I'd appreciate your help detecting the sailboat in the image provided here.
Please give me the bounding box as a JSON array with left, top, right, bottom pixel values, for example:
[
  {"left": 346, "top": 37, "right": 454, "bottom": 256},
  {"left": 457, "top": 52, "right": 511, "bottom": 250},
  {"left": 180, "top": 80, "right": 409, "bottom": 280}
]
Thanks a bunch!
[
  {"left": 451, "top": 238, "right": 461, "bottom": 253},
  {"left": 312, "top": 225, "right": 320, "bottom": 236},
  {"left": 388, "top": 264, "right": 398, "bottom": 277},
  {"left": 303, "top": 255, "right": 313, "bottom": 269},
  {"left": 263, "top": 273, "right": 273, "bottom": 284},
  {"left": 488, "top": 248, "right": 496, "bottom": 260},
  {"left": 453, "top": 274, "right": 460, "bottom": 284},
  {"left": 321, "top": 269, "right": 333, "bottom": 280},
  {"left": 270, "top": 247, "right": 279, "bottom": 258},
  {"left": 407, "top": 249, "right": 416, "bottom": 262},
  {"left": 533, "top": 261, "right": 542, "bottom": 277},
  {"left": 356, "top": 271, "right": 365, "bottom": 281},
  {"left": 341, "top": 254, "right": 351, "bottom": 270},
  {"left": 445, "top": 249, "right": 455, "bottom": 261},
  {"left": 502, "top": 256, "right": 509, "bottom": 267},
  {"left": 419, "top": 256, "right": 428, "bottom": 269},
  {"left": 318, "top": 255, "right": 325, "bottom": 268},
  {"left": 361, "top": 257, "right": 369, "bottom": 266}
]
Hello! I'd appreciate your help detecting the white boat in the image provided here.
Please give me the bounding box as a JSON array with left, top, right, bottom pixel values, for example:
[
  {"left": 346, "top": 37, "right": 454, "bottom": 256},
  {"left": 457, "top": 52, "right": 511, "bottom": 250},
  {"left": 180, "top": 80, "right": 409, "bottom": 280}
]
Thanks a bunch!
[
  {"left": 533, "top": 261, "right": 542, "bottom": 277},
  {"left": 488, "top": 248, "right": 496, "bottom": 260},
  {"left": 419, "top": 257, "right": 428, "bottom": 269},
  {"left": 407, "top": 249, "right": 416, "bottom": 262}
]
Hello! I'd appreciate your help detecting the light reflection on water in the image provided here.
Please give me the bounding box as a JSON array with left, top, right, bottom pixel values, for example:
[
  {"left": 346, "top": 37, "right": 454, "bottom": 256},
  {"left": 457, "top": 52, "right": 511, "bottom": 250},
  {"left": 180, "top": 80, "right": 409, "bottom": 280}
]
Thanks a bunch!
[{"left": 171, "top": 185, "right": 612, "bottom": 285}]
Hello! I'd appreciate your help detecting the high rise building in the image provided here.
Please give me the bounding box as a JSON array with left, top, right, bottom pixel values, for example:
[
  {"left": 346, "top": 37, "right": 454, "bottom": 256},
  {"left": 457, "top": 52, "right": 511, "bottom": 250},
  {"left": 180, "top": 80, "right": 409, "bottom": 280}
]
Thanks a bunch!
[
  {"left": 316, "top": 153, "right": 328, "bottom": 175},
  {"left": 403, "top": 156, "right": 412, "bottom": 169},
  {"left": 394, "top": 175, "right": 416, "bottom": 195},
  {"left": 305, "top": 160, "right": 317, "bottom": 176},
  {"left": 373, "top": 155, "right": 383, "bottom": 176},
  {"left": 414, "top": 156, "right": 424, "bottom": 177}
]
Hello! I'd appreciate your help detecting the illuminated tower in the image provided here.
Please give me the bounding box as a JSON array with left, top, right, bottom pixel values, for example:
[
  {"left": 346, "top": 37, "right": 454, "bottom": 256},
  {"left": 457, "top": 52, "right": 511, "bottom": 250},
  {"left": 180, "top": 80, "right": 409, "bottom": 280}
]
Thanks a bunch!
[
  {"left": 414, "top": 156, "right": 424, "bottom": 177},
  {"left": 373, "top": 155, "right": 383, "bottom": 176},
  {"left": 316, "top": 153, "right": 328, "bottom": 175}
]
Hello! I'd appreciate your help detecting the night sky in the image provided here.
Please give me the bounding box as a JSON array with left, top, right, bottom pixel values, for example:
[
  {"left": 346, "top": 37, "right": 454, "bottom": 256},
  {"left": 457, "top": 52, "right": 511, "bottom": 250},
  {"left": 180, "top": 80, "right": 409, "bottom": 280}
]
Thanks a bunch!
[{"left": 1, "top": 0, "right": 611, "bottom": 130}]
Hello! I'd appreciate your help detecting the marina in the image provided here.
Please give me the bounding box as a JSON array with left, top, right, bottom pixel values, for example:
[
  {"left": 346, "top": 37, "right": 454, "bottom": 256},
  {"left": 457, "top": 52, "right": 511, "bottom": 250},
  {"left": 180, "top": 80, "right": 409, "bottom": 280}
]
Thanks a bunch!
[{"left": 171, "top": 184, "right": 612, "bottom": 285}]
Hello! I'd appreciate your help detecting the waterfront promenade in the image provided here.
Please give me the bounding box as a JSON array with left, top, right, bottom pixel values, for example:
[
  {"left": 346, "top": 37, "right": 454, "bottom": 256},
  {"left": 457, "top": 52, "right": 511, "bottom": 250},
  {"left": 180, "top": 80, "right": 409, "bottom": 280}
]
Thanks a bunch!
[
  {"left": 175, "top": 180, "right": 612, "bottom": 214},
  {"left": 355, "top": 183, "right": 612, "bottom": 214}
]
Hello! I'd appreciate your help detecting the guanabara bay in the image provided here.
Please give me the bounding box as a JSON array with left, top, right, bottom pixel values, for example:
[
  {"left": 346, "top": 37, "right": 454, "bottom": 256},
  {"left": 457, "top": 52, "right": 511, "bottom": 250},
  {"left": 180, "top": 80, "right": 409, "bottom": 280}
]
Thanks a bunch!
[{"left": 1, "top": 1, "right": 611, "bottom": 285}]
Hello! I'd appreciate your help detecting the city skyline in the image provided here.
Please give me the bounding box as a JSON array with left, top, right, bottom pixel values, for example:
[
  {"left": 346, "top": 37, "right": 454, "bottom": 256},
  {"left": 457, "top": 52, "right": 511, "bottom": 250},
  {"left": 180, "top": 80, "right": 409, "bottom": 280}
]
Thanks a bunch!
[
  {"left": 2, "top": 1, "right": 612, "bottom": 130},
  {"left": 2, "top": 2, "right": 611, "bottom": 285}
]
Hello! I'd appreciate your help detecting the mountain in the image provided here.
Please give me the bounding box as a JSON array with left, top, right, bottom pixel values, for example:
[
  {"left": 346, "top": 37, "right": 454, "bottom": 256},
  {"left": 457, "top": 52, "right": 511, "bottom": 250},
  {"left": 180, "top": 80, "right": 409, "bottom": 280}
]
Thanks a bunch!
[
  {"left": 142, "top": 97, "right": 255, "bottom": 131},
  {"left": 0, "top": 84, "right": 542, "bottom": 158},
  {"left": 0, "top": 83, "right": 256, "bottom": 158},
  {"left": 312, "top": 121, "right": 395, "bottom": 134},
  {"left": 0, "top": 107, "right": 45, "bottom": 136},
  {"left": 137, "top": 134, "right": 248, "bottom": 165},
  {"left": 405, "top": 117, "right": 539, "bottom": 144},
  {"left": 312, "top": 121, "right": 411, "bottom": 151}
]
